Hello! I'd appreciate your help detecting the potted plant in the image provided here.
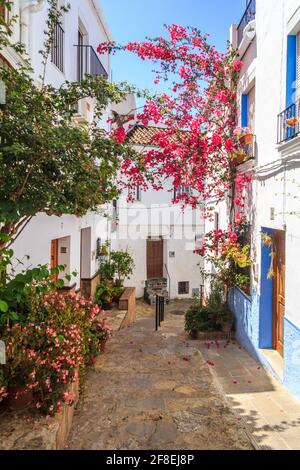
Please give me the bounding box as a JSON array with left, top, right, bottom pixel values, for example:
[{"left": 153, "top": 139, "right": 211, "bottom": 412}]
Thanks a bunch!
[
  {"left": 99, "top": 261, "right": 115, "bottom": 287},
  {"left": 234, "top": 126, "right": 254, "bottom": 146},
  {"left": 286, "top": 117, "right": 298, "bottom": 128},
  {"left": 110, "top": 250, "right": 135, "bottom": 286},
  {"left": 231, "top": 149, "right": 246, "bottom": 166},
  {"left": 95, "top": 282, "right": 113, "bottom": 310}
]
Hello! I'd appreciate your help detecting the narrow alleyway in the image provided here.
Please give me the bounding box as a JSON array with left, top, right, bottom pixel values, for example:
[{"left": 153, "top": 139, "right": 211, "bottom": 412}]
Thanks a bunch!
[{"left": 67, "top": 301, "right": 253, "bottom": 450}]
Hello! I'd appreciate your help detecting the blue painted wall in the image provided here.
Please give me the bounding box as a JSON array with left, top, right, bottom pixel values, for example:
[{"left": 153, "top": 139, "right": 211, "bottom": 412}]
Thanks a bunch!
[
  {"left": 228, "top": 287, "right": 260, "bottom": 360},
  {"left": 229, "top": 227, "right": 300, "bottom": 400},
  {"left": 284, "top": 318, "right": 300, "bottom": 399}
]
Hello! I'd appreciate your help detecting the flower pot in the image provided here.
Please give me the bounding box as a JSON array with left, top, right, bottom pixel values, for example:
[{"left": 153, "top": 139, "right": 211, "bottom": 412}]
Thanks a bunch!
[
  {"left": 239, "top": 133, "right": 253, "bottom": 146},
  {"left": 5, "top": 386, "right": 33, "bottom": 411},
  {"left": 286, "top": 117, "right": 298, "bottom": 127},
  {"left": 231, "top": 151, "right": 246, "bottom": 166}
]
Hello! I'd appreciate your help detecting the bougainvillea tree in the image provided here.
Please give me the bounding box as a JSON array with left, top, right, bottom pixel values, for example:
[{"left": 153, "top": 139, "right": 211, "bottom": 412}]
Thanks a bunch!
[{"left": 97, "top": 24, "right": 253, "bottom": 289}]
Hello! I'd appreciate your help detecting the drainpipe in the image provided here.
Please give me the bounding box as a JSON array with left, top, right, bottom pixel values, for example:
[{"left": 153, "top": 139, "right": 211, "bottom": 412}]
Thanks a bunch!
[{"left": 20, "top": 0, "right": 46, "bottom": 52}]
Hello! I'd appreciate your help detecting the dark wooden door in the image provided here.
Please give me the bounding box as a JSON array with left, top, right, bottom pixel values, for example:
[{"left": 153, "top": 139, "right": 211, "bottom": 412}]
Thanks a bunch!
[
  {"left": 273, "top": 231, "right": 286, "bottom": 357},
  {"left": 147, "top": 239, "right": 163, "bottom": 279},
  {"left": 51, "top": 239, "right": 59, "bottom": 283}
]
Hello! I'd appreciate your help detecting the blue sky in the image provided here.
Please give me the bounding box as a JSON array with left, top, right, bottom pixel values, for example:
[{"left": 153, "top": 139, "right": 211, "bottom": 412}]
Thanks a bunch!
[{"left": 100, "top": 0, "right": 245, "bottom": 95}]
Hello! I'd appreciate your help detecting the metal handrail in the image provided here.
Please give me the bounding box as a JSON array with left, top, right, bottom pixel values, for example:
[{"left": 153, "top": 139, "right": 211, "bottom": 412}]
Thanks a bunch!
[
  {"left": 277, "top": 101, "right": 300, "bottom": 144},
  {"left": 74, "top": 44, "right": 108, "bottom": 81},
  {"left": 164, "top": 263, "right": 171, "bottom": 299},
  {"left": 155, "top": 295, "right": 165, "bottom": 331},
  {"left": 237, "top": 0, "right": 256, "bottom": 46}
]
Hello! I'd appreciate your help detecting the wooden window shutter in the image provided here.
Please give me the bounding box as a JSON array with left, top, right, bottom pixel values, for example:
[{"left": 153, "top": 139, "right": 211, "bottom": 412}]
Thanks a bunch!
[{"left": 247, "top": 86, "right": 255, "bottom": 133}]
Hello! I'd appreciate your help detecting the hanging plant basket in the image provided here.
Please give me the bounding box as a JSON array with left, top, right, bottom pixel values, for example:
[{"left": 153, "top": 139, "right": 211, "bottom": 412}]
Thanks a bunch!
[
  {"left": 231, "top": 151, "right": 246, "bottom": 166},
  {"left": 239, "top": 133, "right": 254, "bottom": 146}
]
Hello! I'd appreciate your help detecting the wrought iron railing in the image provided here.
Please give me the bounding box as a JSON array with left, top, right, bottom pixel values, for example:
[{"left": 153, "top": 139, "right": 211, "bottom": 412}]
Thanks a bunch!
[
  {"left": 277, "top": 101, "right": 300, "bottom": 144},
  {"left": 237, "top": 0, "right": 256, "bottom": 47},
  {"left": 155, "top": 295, "right": 165, "bottom": 331},
  {"left": 75, "top": 45, "right": 108, "bottom": 81},
  {"left": 51, "top": 23, "right": 64, "bottom": 72}
]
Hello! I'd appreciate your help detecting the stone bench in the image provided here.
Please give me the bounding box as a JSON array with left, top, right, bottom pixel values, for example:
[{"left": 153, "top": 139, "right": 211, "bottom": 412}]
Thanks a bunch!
[{"left": 118, "top": 287, "right": 136, "bottom": 329}]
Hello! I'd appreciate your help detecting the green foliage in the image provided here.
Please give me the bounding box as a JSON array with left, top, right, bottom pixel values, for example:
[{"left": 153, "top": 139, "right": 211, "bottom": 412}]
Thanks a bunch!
[
  {"left": 99, "top": 261, "right": 115, "bottom": 281},
  {"left": 0, "top": 290, "right": 111, "bottom": 414},
  {"left": 185, "top": 282, "right": 233, "bottom": 334},
  {"left": 110, "top": 250, "right": 135, "bottom": 282},
  {"left": 0, "top": 0, "right": 141, "bottom": 249}
]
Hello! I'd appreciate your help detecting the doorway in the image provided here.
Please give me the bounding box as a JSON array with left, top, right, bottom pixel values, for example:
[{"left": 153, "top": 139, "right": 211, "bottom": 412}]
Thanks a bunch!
[
  {"left": 50, "top": 239, "right": 59, "bottom": 283},
  {"left": 147, "top": 238, "right": 164, "bottom": 279},
  {"left": 273, "top": 230, "right": 286, "bottom": 357}
]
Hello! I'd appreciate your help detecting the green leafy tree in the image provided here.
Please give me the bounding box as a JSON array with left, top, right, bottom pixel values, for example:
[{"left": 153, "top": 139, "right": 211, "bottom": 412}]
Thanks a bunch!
[{"left": 0, "top": 0, "right": 140, "bottom": 250}]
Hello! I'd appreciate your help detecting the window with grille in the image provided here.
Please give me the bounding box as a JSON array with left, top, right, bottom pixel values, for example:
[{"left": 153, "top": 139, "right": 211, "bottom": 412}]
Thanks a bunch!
[
  {"left": 178, "top": 281, "right": 189, "bottom": 295},
  {"left": 136, "top": 186, "right": 141, "bottom": 201},
  {"left": 51, "top": 23, "right": 64, "bottom": 72}
]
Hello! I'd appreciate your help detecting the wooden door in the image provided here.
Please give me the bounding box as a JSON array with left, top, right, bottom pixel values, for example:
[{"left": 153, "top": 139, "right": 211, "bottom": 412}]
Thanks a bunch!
[
  {"left": 51, "top": 239, "right": 59, "bottom": 283},
  {"left": 273, "top": 231, "right": 286, "bottom": 356},
  {"left": 147, "top": 239, "right": 163, "bottom": 279}
]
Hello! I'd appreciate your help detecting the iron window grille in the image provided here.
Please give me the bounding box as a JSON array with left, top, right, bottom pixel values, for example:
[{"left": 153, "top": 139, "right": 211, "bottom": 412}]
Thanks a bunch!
[
  {"left": 51, "top": 23, "right": 64, "bottom": 72},
  {"left": 178, "top": 281, "right": 189, "bottom": 295}
]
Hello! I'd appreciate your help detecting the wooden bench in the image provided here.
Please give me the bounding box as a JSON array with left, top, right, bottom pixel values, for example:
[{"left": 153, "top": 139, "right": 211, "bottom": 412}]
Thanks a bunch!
[{"left": 119, "top": 287, "right": 136, "bottom": 329}]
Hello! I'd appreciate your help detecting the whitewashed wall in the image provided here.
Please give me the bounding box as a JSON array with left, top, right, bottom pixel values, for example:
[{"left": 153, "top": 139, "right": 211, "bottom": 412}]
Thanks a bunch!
[{"left": 7, "top": 1, "right": 113, "bottom": 288}]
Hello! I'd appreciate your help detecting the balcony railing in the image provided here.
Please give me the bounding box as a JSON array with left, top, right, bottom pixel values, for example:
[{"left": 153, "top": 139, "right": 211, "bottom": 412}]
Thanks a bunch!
[
  {"left": 51, "top": 23, "right": 64, "bottom": 72},
  {"left": 277, "top": 101, "right": 300, "bottom": 144},
  {"left": 75, "top": 45, "right": 108, "bottom": 82},
  {"left": 237, "top": 0, "right": 256, "bottom": 47}
]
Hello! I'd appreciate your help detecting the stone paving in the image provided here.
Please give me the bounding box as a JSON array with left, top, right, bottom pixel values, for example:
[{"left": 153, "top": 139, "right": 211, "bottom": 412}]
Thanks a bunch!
[
  {"left": 67, "top": 300, "right": 253, "bottom": 450},
  {"left": 199, "top": 340, "right": 300, "bottom": 450}
]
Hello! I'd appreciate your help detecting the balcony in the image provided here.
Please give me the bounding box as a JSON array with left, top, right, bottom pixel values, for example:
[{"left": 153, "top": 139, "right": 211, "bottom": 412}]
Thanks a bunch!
[
  {"left": 277, "top": 101, "right": 300, "bottom": 144},
  {"left": 237, "top": 0, "right": 256, "bottom": 47},
  {"left": 74, "top": 45, "right": 108, "bottom": 82}
]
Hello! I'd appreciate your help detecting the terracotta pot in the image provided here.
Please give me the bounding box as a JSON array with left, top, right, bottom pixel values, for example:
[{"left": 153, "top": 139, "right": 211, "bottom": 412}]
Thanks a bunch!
[
  {"left": 240, "top": 133, "right": 253, "bottom": 146},
  {"left": 232, "top": 152, "right": 246, "bottom": 166},
  {"left": 286, "top": 117, "right": 298, "bottom": 127},
  {"left": 5, "top": 386, "right": 33, "bottom": 411}
]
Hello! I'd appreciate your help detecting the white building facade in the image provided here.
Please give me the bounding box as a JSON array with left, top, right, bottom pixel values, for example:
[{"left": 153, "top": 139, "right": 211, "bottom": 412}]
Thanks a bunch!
[
  {"left": 1, "top": 0, "right": 113, "bottom": 294},
  {"left": 229, "top": 0, "right": 300, "bottom": 399},
  {"left": 111, "top": 124, "right": 205, "bottom": 300}
]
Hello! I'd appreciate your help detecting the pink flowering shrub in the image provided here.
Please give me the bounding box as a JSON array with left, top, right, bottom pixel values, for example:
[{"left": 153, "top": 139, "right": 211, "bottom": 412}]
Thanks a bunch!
[{"left": 0, "top": 291, "right": 112, "bottom": 415}]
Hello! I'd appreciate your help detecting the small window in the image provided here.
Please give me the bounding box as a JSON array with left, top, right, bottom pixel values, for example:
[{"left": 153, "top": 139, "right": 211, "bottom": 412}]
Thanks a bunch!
[
  {"left": 178, "top": 281, "right": 189, "bottom": 295},
  {"left": 174, "top": 185, "right": 191, "bottom": 199},
  {"left": 136, "top": 186, "right": 141, "bottom": 202},
  {"left": 51, "top": 22, "right": 64, "bottom": 72}
]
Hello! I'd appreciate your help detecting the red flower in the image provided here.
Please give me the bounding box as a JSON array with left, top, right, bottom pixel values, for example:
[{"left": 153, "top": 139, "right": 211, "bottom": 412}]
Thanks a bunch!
[{"left": 113, "top": 126, "right": 126, "bottom": 143}]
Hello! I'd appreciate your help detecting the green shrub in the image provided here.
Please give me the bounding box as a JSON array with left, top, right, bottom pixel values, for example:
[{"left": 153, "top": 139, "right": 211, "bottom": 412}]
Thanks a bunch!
[{"left": 185, "top": 281, "right": 233, "bottom": 334}]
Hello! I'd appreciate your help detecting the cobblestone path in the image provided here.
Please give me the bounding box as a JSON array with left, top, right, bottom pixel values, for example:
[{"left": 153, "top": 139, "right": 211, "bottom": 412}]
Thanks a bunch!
[{"left": 67, "top": 301, "right": 253, "bottom": 450}]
